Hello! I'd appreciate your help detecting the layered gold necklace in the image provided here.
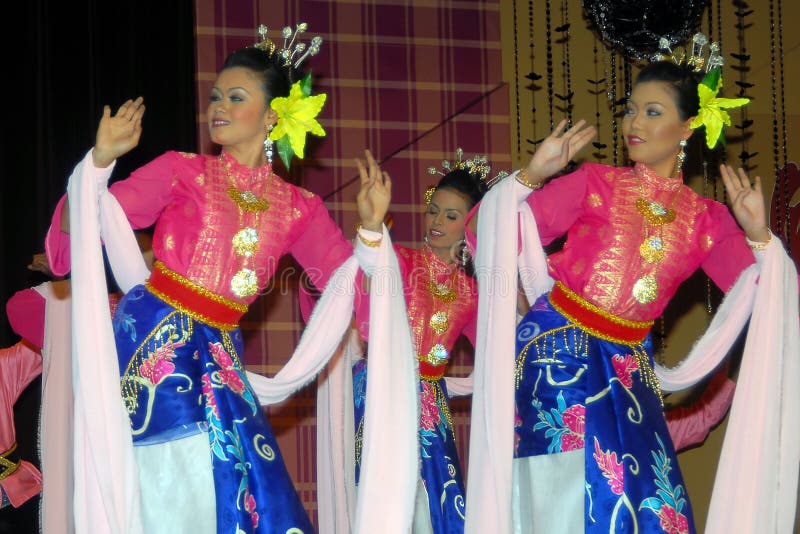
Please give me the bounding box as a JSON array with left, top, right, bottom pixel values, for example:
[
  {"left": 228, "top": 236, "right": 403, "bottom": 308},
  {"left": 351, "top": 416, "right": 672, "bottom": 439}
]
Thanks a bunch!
[
  {"left": 421, "top": 248, "right": 459, "bottom": 365},
  {"left": 220, "top": 154, "right": 270, "bottom": 298},
  {"left": 631, "top": 170, "right": 680, "bottom": 305}
]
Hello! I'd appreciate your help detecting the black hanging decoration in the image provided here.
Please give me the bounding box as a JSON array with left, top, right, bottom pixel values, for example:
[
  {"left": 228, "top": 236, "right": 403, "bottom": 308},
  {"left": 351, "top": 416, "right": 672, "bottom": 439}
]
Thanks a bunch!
[
  {"left": 582, "top": 0, "right": 709, "bottom": 60},
  {"left": 555, "top": 1, "right": 574, "bottom": 124}
]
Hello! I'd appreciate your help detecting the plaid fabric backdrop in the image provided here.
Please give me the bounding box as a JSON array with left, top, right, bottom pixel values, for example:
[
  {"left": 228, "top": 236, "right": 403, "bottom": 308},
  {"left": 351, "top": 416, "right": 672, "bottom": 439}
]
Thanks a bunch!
[{"left": 194, "top": 0, "right": 509, "bottom": 523}]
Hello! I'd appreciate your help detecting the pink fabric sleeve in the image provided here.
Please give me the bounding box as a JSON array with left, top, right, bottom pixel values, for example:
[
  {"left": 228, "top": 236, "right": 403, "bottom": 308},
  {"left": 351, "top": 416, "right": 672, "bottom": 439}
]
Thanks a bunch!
[
  {"left": 0, "top": 342, "right": 44, "bottom": 507},
  {"left": 289, "top": 196, "right": 353, "bottom": 293},
  {"left": 700, "top": 202, "right": 756, "bottom": 293},
  {"left": 44, "top": 152, "right": 180, "bottom": 275},
  {"left": 524, "top": 165, "right": 589, "bottom": 245},
  {"left": 461, "top": 310, "right": 477, "bottom": 348},
  {"left": 6, "top": 289, "right": 46, "bottom": 350},
  {"left": 666, "top": 370, "right": 736, "bottom": 451}
]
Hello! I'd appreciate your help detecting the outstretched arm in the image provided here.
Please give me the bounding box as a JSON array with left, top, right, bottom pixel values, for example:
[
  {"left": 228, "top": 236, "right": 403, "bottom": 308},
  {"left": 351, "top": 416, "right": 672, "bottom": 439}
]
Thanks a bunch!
[
  {"left": 521, "top": 118, "right": 596, "bottom": 189},
  {"left": 60, "top": 97, "right": 146, "bottom": 232},
  {"left": 719, "top": 164, "right": 770, "bottom": 243}
]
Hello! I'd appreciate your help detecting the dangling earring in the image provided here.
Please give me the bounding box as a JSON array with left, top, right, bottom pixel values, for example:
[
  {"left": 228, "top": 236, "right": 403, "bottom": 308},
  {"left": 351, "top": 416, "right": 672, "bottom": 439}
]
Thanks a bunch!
[
  {"left": 264, "top": 124, "right": 274, "bottom": 165},
  {"left": 674, "top": 138, "right": 687, "bottom": 177},
  {"left": 459, "top": 239, "right": 470, "bottom": 266},
  {"left": 423, "top": 235, "right": 430, "bottom": 245}
]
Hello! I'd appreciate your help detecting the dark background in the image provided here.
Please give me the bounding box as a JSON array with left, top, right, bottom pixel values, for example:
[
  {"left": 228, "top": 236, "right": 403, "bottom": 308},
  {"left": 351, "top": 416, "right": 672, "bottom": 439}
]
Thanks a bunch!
[{"left": 0, "top": 2, "right": 197, "bottom": 531}]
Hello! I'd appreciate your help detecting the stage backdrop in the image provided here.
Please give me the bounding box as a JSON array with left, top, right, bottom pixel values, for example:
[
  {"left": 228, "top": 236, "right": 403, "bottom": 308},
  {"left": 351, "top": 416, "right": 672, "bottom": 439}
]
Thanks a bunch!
[{"left": 194, "top": 0, "right": 510, "bottom": 523}]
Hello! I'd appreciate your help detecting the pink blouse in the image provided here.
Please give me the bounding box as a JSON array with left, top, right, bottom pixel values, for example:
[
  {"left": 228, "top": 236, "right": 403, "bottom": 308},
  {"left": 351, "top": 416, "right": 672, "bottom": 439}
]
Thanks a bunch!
[
  {"left": 46, "top": 151, "right": 352, "bottom": 304},
  {"left": 526, "top": 163, "right": 755, "bottom": 321},
  {"left": 357, "top": 246, "right": 478, "bottom": 357}
]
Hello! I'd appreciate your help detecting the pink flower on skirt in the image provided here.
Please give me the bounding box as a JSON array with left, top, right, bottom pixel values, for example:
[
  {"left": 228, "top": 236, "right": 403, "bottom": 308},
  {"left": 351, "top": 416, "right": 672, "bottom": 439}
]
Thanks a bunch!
[
  {"left": 139, "top": 340, "right": 183, "bottom": 385},
  {"left": 561, "top": 404, "right": 586, "bottom": 451},
  {"left": 419, "top": 381, "right": 441, "bottom": 431},
  {"left": 244, "top": 488, "right": 259, "bottom": 528},
  {"left": 201, "top": 374, "right": 220, "bottom": 418},
  {"left": 655, "top": 504, "right": 689, "bottom": 534},
  {"left": 207, "top": 342, "right": 245, "bottom": 394},
  {"left": 611, "top": 353, "right": 639, "bottom": 388},
  {"left": 592, "top": 437, "right": 624, "bottom": 495}
]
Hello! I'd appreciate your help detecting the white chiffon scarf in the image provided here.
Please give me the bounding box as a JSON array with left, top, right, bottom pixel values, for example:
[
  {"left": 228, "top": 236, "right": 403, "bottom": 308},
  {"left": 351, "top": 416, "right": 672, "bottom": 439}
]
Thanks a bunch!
[
  {"left": 465, "top": 172, "right": 799, "bottom": 533},
  {"left": 66, "top": 150, "right": 419, "bottom": 533}
]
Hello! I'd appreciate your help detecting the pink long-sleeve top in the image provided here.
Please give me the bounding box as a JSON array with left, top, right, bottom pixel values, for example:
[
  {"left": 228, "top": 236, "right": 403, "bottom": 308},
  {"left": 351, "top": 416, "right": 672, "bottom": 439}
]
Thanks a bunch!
[
  {"left": 0, "top": 341, "right": 43, "bottom": 508},
  {"left": 46, "top": 150, "right": 352, "bottom": 305},
  {"left": 357, "top": 245, "right": 478, "bottom": 361},
  {"left": 526, "top": 162, "right": 755, "bottom": 322}
]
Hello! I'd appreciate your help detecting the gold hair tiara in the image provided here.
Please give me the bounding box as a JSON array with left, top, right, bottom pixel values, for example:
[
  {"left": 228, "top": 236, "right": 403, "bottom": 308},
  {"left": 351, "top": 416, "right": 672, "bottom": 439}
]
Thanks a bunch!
[
  {"left": 425, "top": 148, "right": 508, "bottom": 203},
  {"left": 427, "top": 148, "right": 507, "bottom": 184},
  {"left": 651, "top": 33, "right": 723, "bottom": 73},
  {"left": 252, "top": 23, "right": 323, "bottom": 69}
]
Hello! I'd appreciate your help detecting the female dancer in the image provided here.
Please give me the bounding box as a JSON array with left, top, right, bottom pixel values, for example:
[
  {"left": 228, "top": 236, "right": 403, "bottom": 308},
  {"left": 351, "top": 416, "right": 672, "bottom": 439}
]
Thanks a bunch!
[
  {"left": 466, "top": 58, "right": 796, "bottom": 533},
  {"left": 44, "top": 26, "right": 384, "bottom": 534},
  {"left": 352, "top": 151, "right": 492, "bottom": 533}
]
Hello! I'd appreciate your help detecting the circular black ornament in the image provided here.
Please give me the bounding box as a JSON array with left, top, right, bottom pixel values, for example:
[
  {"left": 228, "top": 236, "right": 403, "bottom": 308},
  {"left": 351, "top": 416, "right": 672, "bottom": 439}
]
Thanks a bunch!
[{"left": 582, "top": 0, "right": 709, "bottom": 60}]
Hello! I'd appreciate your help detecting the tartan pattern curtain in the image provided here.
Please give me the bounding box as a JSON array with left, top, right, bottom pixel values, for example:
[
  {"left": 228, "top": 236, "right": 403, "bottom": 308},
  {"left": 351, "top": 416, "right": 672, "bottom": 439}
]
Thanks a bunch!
[{"left": 194, "top": 0, "right": 509, "bottom": 523}]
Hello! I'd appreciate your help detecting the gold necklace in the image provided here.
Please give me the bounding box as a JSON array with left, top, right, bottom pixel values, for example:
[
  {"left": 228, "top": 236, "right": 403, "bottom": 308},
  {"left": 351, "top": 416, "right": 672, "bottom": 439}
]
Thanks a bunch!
[
  {"left": 218, "top": 155, "right": 270, "bottom": 298},
  {"left": 425, "top": 252, "right": 458, "bottom": 304},
  {"left": 631, "top": 169, "right": 680, "bottom": 305},
  {"left": 221, "top": 154, "right": 270, "bottom": 213},
  {"left": 421, "top": 248, "right": 458, "bottom": 366}
]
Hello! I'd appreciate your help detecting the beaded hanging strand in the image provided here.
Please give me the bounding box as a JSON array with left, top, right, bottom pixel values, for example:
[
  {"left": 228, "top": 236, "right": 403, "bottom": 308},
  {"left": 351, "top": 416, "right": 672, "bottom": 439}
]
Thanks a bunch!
[
  {"left": 556, "top": 0, "right": 574, "bottom": 126},
  {"left": 512, "top": 0, "right": 522, "bottom": 156},
  {"left": 589, "top": 36, "right": 607, "bottom": 161},
  {"left": 609, "top": 52, "right": 619, "bottom": 166},
  {"left": 733, "top": 1, "right": 755, "bottom": 171},
  {"left": 778, "top": 0, "right": 790, "bottom": 242},
  {"left": 528, "top": 0, "right": 539, "bottom": 148},
  {"left": 545, "top": 0, "right": 554, "bottom": 129},
  {"left": 769, "top": 0, "right": 784, "bottom": 239}
]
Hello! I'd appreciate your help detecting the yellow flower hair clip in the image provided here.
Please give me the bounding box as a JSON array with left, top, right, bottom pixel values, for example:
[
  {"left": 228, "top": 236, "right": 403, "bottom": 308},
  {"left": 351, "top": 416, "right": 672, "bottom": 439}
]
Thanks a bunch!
[
  {"left": 269, "top": 72, "right": 327, "bottom": 169},
  {"left": 690, "top": 68, "right": 749, "bottom": 149}
]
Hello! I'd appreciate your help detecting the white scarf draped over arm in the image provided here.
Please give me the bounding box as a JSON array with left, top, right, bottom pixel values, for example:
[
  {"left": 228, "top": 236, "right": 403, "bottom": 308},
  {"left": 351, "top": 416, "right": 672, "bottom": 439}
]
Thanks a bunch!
[{"left": 465, "top": 171, "right": 799, "bottom": 533}]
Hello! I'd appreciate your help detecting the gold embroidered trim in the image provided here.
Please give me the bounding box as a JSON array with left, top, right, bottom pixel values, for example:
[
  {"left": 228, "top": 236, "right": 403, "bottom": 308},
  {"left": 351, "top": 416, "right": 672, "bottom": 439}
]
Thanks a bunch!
[
  {"left": 0, "top": 442, "right": 20, "bottom": 481},
  {"left": 145, "top": 282, "right": 239, "bottom": 331},
  {"left": 553, "top": 282, "right": 653, "bottom": 329},
  {"left": 153, "top": 262, "right": 248, "bottom": 313}
]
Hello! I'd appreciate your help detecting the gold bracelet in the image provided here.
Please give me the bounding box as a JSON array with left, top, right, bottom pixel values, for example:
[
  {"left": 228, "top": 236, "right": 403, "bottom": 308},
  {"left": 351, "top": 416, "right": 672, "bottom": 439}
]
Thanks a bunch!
[
  {"left": 356, "top": 224, "right": 382, "bottom": 248},
  {"left": 747, "top": 230, "right": 773, "bottom": 252},
  {"left": 515, "top": 168, "right": 542, "bottom": 190}
]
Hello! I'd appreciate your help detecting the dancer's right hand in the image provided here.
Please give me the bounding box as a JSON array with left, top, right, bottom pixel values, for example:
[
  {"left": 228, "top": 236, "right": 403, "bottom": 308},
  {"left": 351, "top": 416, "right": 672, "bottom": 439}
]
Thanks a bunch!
[
  {"left": 525, "top": 118, "right": 596, "bottom": 186},
  {"left": 355, "top": 149, "right": 392, "bottom": 233},
  {"left": 93, "top": 97, "right": 145, "bottom": 168}
]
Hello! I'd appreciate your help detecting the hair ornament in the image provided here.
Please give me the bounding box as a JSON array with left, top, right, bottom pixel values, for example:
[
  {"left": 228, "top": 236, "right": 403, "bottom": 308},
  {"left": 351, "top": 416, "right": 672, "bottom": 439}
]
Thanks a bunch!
[
  {"left": 252, "top": 23, "right": 323, "bottom": 70},
  {"left": 651, "top": 33, "right": 723, "bottom": 74},
  {"left": 653, "top": 33, "right": 749, "bottom": 149},
  {"left": 251, "top": 23, "right": 327, "bottom": 169},
  {"left": 425, "top": 148, "right": 509, "bottom": 204}
]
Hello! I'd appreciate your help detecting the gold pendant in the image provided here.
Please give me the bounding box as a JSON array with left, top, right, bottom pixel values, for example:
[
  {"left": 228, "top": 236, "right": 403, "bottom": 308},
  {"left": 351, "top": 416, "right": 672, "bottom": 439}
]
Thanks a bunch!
[
  {"left": 635, "top": 198, "right": 676, "bottom": 226},
  {"left": 232, "top": 228, "right": 259, "bottom": 257},
  {"left": 231, "top": 268, "right": 258, "bottom": 298},
  {"left": 227, "top": 186, "right": 269, "bottom": 212},
  {"left": 429, "top": 311, "right": 450, "bottom": 335},
  {"left": 632, "top": 275, "right": 658, "bottom": 304},
  {"left": 639, "top": 236, "right": 665, "bottom": 263},
  {"left": 427, "top": 281, "right": 456, "bottom": 303},
  {"left": 424, "top": 343, "right": 449, "bottom": 365}
]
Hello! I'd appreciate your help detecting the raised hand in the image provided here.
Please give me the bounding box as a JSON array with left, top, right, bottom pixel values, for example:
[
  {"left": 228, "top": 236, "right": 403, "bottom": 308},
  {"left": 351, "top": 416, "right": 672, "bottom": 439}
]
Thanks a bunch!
[
  {"left": 525, "top": 119, "right": 596, "bottom": 185},
  {"left": 93, "top": 97, "right": 146, "bottom": 168},
  {"left": 355, "top": 149, "right": 392, "bottom": 232},
  {"left": 719, "top": 164, "right": 770, "bottom": 243}
]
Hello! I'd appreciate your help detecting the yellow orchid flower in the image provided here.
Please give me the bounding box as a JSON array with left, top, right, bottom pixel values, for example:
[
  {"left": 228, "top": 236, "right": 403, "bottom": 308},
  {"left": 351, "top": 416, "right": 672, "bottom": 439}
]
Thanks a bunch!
[
  {"left": 269, "top": 81, "right": 327, "bottom": 160},
  {"left": 689, "top": 70, "right": 749, "bottom": 149}
]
